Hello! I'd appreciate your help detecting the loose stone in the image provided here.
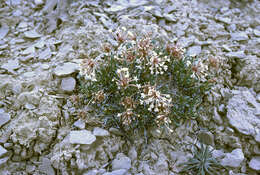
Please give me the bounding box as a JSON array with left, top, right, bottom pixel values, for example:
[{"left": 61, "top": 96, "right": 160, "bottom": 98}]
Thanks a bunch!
[{"left": 69, "top": 130, "right": 96, "bottom": 145}]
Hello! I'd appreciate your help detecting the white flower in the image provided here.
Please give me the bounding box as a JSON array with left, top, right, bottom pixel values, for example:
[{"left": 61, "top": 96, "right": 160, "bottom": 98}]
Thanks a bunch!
[
  {"left": 122, "top": 26, "right": 127, "bottom": 31},
  {"left": 136, "top": 84, "right": 141, "bottom": 89},
  {"left": 140, "top": 86, "right": 172, "bottom": 113}
]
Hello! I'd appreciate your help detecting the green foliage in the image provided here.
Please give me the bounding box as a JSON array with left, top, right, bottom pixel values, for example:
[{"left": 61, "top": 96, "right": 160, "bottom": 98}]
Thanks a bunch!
[
  {"left": 77, "top": 30, "right": 213, "bottom": 141},
  {"left": 180, "top": 144, "right": 222, "bottom": 175}
]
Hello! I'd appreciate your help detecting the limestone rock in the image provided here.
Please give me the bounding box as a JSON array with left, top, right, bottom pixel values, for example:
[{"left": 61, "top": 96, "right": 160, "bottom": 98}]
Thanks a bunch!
[
  {"left": 212, "top": 149, "right": 225, "bottom": 159},
  {"left": 226, "top": 90, "right": 260, "bottom": 142},
  {"left": 0, "top": 145, "right": 7, "bottom": 157},
  {"left": 34, "top": 0, "right": 45, "bottom": 6},
  {"left": 39, "top": 47, "right": 52, "bottom": 61},
  {"left": 187, "top": 45, "right": 201, "bottom": 56},
  {"left": 255, "top": 133, "right": 260, "bottom": 144},
  {"left": 128, "top": 146, "right": 137, "bottom": 160},
  {"left": 54, "top": 62, "right": 79, "bottom": 77},
  {"left": 221, "top": 149, "right": 244, "bottom": 168},
  {"left": 253, "top": 29, "right": 260, "bottom": 37},
  {"left": 112, "top": 153, "right": 131, "bottom": 170},
  {"left": 164, "top": 14, "right": 177, "bottom": 22},
  {"left": 69, "top": 130, "right": 96, "bottom": 145},
  {"left": 103, "top": 169, "right": 127, "bottom": 175},
  {"left": 1, "top": 60, "right": 20, "bottom": 73},
  {"left": 24, "top": 30, "right": 41, "bottom": 39},
  {"left": 0, "top": 156, "right": 9, "bottom": 166},
  {"left": 215, "top": 16, "right": 231, "bottom": 24},
  {"left": 226, "top": 51, "right": 246, "bottom": 59},
  {"left": 231, "top": 32, "right": 249, "bottom": 41},
  {"left": 237, "top": 55, "right": 260, "bottom": 93},
  {"left": 61, "top": 77, "right": 76, "bottom": 92},
  {"left": 39, "top": 158, "right": 55, "bottom": 175},
  {"left": 248, "top": 156, "right": 260, "bottom": 171},
  {"left": 0, "top": 23, "right": 9, "bottom": 40},
  {"left": 73, "top": 119, "right": 85, "bottom": 129},
  {"left": 93, "top": 127, "right": 109, "bottom": 137},
  {"left": 83, "top": 169, "right": 99, "bottom": 175},
  {"left": 0, "top": 112, "right": 11, "bottom": 128},
  {"left": 154, "top": 154, "right": 168, "bottom": 174}
]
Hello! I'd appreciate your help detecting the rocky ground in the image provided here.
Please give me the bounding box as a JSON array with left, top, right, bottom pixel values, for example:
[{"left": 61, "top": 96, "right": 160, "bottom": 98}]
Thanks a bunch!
[{"left": 0, "top": 0, "right": 260, "bottom": 174}]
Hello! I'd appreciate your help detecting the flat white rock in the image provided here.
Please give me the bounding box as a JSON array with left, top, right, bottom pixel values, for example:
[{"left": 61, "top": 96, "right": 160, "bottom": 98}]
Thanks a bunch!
[
  {"left": 24, "top": 30, "right": 41, "bottom": 39},
  {"left": 0, "top": 113, "right": 11, "bottom": 128},
  {"left": 69, "top": 130, "right": 96, "bottom": 145},
  {"left": 249, "top": 156, "right": 260, "bottom": 171},
  {"left": 1, "top": 60, "right": 20, "bottom": 72},
  {"left": 54, "top": 62, "right": 79, "bottom": 77},
  {"left": 61, "top": 77, "right": 76, "bottom": 92},
  {"left": 0, "top": 145, "right": 7, "bottom": 157},
  {"left": 221, "top": 148, "right": 244, "bottom": 168},
  {"left": 93, "top": 127, "right": 110, "bottom": 137}
]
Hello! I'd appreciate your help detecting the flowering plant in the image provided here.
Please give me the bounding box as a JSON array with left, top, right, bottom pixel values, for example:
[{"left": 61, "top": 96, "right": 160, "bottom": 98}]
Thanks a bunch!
[{"left": 78, "top": 28, "right": 212, "bottom": 140}]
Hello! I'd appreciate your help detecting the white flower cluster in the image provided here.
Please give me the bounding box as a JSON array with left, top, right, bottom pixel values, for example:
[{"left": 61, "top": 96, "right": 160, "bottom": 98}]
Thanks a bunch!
[
  {"left": 147, "top": 51, "right": 169, "bottom": 75},
  {"left": 114, "top": 67, "right": 140, "bottom": 89},
  {"left": 79, "top": 59, "right": 97, "bottom": 81},
  {"left": 140, "top": 86, "right": 172, "bottom": 113}
]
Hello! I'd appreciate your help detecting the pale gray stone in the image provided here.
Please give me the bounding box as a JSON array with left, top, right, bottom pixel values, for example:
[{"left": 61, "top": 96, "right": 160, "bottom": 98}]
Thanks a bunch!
[
  {"left": 0, "top": 145, "right": 7, "bottom": 157},
  {"left": 83, "top": 169, "right": 98, "bottom": 175},
  {"left": 215, "top": 16, "right": 231, "bottom": 24},
  {"left": 61, "top": 77, "right": 76, "bottom": 92},
  {"left": 164, "top": 14, "right": 177, "bottom": 22},
  {"left": 69, "top": 130, "right": 96, "bottom": 145},
  {"left": 24, "top": 30, "right": 41, "bottom": 39},
  {"left": 222, "top": 45, "right": 232, "bottom": 52},
  {"left": 249, "top": 156, "right": 260, "bottom": 171},
  {"left": 39, "top": 158, "right": 55, "bottom": 175},
  {"left": 93, "top": 127, "right": 109, "bottom": 137},
  {"left": 231, "top": 32, "right": 249, "bottom": 41},
  {"left": 0, "top": 113, "right": 11, "bottom": 128},
  {"left": 26, "top": 164, "right": 36, "bottom": 174},
  {"left": 187, "top": 45, "right": 201, "bottom": 56},
  {"left": 178, "top": 36, "right": 196, "bottom": 47},
  {"left": 0, "top": 157, "right": 9, "bottom": 166},
  {"left": 54, "top": 62, "right": 79, "bottom": 77},
  {"left": 253, "top": 29, "right": 260, "bottom": 37},
  {"left": 39, "top": 47, "right": 52, "bottom": 61},
  {"left": 0, "top": 23, "right": 9, "bottom": 40},
  {"left": 255, "top": 132, "right": 260, "bottom": 144},
  {"left": 226, "top": 51, "right": 246, "bottom": 59},
  {"left": 21, "top": 46, "right": 35, "bottom": 55},
  {"left": 34, "top": 0, "right": 44, "bottom": 6},
  {"left": 154, "top": 154, "right": 168, "bottom": 173},
  {"left": 1, "top": 59, "right": 20, "bottom": 73},
  {"left": 112, "top": 153, "right": 131, "bottom": 170},
  {"left": 226, "top": 90, "right": 260, "bottom": 140},
  {"left": 34, "top": 40, "right": 45, "bottom": 49},
  {"left": 0, "top": 109, "right": 4, "bottom": 113},
  {"left": 128, "top": 146, "right": 137, "bottom": 160},
  {"left": 221, "top": 149, "right": 244, "bottom": 168},
  {"left": 25, "top": 103, "right": 36, "bottom": 110},
  {"left": 41, "top": 64, "right": 50, "bottom": 70},
  {"left": 212, "top": 149, "right": 225, "bottom": 159},
  {"left": 103, "top": 169, "right": 127, "bottom": 175},
  {"left": 153, "top": 9, "right": 163, "bottom": 17},
  {"left": 228, "top": 23, "right": 237, "bottom": 32},
  {"left": 73, "top": 119, "right": 85, "bottom": 129}
]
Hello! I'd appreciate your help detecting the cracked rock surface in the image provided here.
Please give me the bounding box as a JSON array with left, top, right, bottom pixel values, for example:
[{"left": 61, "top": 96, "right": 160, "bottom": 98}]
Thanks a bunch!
[{"left": 0, "top": 0, "right": 260, "bottom": 174}]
